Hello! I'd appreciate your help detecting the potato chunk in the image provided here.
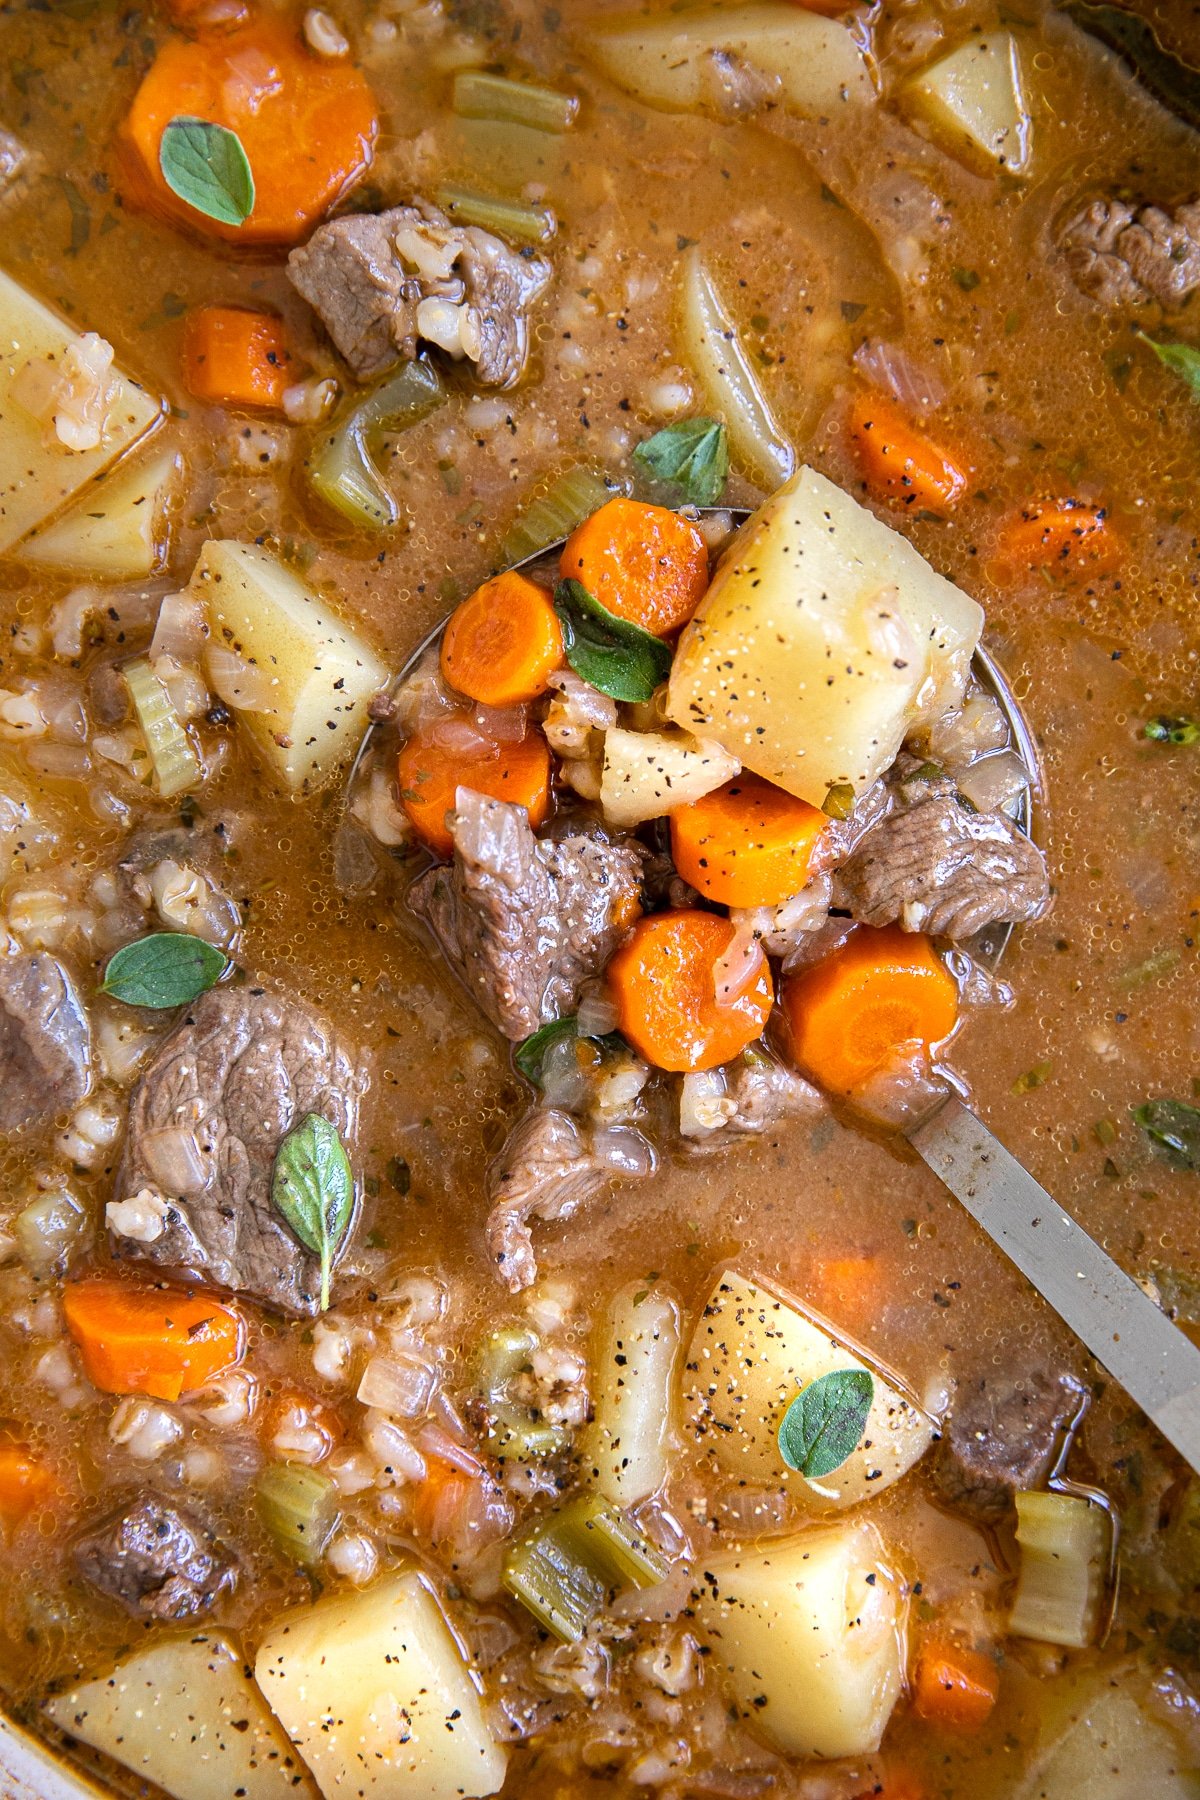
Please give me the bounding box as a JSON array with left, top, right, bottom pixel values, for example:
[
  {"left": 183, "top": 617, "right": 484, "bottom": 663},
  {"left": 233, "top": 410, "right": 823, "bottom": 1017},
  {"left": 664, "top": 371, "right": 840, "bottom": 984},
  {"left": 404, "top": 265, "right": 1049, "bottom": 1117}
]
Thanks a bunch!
[
  {"left": 18, "top": 445, "right": 178, "bottom": 579},
  {"left": 587, "top": 4, "right": 871, "bottom": 116},
  {"left": 254, "top": 1568, "right": 507, "bottom": 1800},
  {"left": 682, "top": 1266, "right": 935, "bottom": 1507},
  {"left": 1017, "top": 1672, "right": 1200, "bottom": 1799},
  {"left": 904, "top": 33, "right": 1032, "bottom": 177},
  {"left": 600, "top": 726, "right": 740, "bottom": 827},
  {"left": 667, "top": 467, "right": 983, "bottom": 806},
  {"left": 0, "top": 268, "right": 162, "bottom": 555},
  {"left": 692, "top": 1521, "right": 907, "bottom": 1758},
  {"left": 44, "top": 1632, "right": 316, "bottom": 1800},
  {"left": 187, "top": 539, "right": 390, "bottom": 793}
]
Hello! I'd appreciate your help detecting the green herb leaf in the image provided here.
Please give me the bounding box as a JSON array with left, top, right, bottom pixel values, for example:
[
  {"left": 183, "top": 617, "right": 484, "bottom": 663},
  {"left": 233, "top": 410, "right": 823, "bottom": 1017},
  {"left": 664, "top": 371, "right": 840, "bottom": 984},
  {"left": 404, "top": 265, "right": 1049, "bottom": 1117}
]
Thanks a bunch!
[
  {"left": 1133, "top": 1098, "right": 1200, "bottom": 1172},
  {"left": 553, "top": 579, "right": 673, "bottom": 703},
  {"left": 271, "top": 1114, "right": 355, "bottom": 1311},
  {"left": 101, "top": 932, "right": 229, "bottom": 1008},
  {"left": 1144, "top": 713, "right": 1200, "bottom": 745},
  {"left": 952, "top": 265, "right": 981, "bottom": 292},
  {"left": 632, "top": 417, "right": 729, "bottom": 506},
  {"left": 778, "top": 1368, "right": 874, "bottom": 1480},
  {"left": 1012, "top": 1060, "right": 1053, "bottom": 1095},
  {"left": 1139, "top": 334, "right": 1200, "bottom": 400},
  {"left": 514, "top": 1016, "right": 579, "bottom": 1084},
  {"left": 159, "top": 117, "right": 255, "bottom": 227}
]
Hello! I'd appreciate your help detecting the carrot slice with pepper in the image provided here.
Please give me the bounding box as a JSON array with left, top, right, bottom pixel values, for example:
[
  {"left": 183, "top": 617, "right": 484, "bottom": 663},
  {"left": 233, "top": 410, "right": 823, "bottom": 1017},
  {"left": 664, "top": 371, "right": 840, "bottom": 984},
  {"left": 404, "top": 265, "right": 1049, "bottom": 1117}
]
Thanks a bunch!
[
  {"left": 559, "top": 498, "right": 709, "bottom": 637},
  {"left": 398, "top": 726, "right": 552, "bottom": 858},
  {"left": 671, "top": 773, "right": 828, "bottom": 908},
  {"left": 849, "top": 391, "right": 968, "bottom": 515},
  {"left": 782, "top": 924, "right": 958, "bottom": 1095},
  {"left": 996, "top": 500, "right": 1117, "bottom": 578},
  {"left": 63, "top": 1278, "right": 245, "bottom": 1403},
  {"left": 912, "top": 1637, "right": 999, "bottom": 1731},
  {"left": 0, "top": 1442, "right": 56, "bottom": 1523},
  {"left": 121, "top": 18, "right": 378, "bottom": 244},
  {"left": 182, "top": 306, "right": 291, "bottom": 410},
  {"left": 441, "top": 572, "right": 564, "bottom": 707},
  {"left": 608, "top": 908, "right": 774, "bottom": 1072}
]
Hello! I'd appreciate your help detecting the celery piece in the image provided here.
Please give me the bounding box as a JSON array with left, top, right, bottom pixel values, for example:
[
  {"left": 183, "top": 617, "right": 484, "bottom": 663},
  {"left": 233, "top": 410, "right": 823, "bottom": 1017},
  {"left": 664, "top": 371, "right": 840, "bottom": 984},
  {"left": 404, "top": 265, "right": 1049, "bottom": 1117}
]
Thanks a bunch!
[
  {"left": 500, "top": 466, "right": 627, "bottom": 566},
  {"left": 255, "top": 1462, "right": 340, "bottom": 1569},
  {"left": 452, "top": 70, "right": 579, "bottom": 133},
  {"left": 1009, "top": 1489, "right": 1110, "bottom": 1648},
  {"left": 502, "top": 1492, "right": 668, "bottom": 1641},
  {"left": 434, "top": 183, "right": 555, "bottom": 245},
  {"left": 477, "top": 1323, "right": 571, "bottom": 1460},
  {"left": 307, "top": 360, "right": 444, "bottom": 530},
  {"left": 123, "top": 656, "right": 201, "bottom": 799}
]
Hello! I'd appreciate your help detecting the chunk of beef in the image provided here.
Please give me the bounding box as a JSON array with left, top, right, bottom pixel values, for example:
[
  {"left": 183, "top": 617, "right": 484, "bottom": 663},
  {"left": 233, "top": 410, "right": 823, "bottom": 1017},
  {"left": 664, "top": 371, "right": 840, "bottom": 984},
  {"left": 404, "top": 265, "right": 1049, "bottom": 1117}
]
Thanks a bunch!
[
  {"left": 487, "top": 1106, "right": 656, "bottom": 1291},
  {"left": 934, "top": 1369, "right": 1086, "bottom": 1521},
  {"left": 409, "top": 790, "right": 645, "bottom": 1041},
  {"left": 831, "top": 773, "right": 1049, "bottom": 941},
  {"left": 1057, "top": 194, "right": 1200, "bottom": 312},
  {"left": 75, "top": 1495, "right": 236, "bottom": 1621},
  {"left": 0, "top": 126, "right": 26, "bottom": 197},
  {"left": 111, "top": 986, "right": 363, "bottom": 1316},
  {"left": 288, "top": 200, "right": 552, "bottom": 386},
  {"left": 0, "top": 951, "right": 91, "bottom": 1134}
]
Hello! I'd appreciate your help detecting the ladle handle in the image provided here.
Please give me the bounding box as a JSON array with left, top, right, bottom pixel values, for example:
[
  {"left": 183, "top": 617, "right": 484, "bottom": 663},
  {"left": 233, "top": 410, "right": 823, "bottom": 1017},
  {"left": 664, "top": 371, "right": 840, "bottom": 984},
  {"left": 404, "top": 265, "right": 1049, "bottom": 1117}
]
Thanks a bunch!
[{"left": 910, "top": 1094, "right": 1200, "bottom": 1475}]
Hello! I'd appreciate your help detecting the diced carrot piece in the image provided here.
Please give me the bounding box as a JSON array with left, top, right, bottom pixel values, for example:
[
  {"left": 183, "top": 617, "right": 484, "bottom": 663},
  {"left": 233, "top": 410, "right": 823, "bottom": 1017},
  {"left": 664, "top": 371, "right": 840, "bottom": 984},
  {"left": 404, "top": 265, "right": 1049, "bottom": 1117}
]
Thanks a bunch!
[
  {"left": 63, "top": 1278, "right": 245, "bottom": 1403},
  {"left": 398, "top": 726, "right": 552, "bottom": 858},
  {"left": 607, "top": 908, "right": 774, "bottom": 1072},
  {"left": 854, "top": 1770, "right": 926, "bottom": 1800},
  {"left": 559, "top": 498, "right": 709, "bottom": 637},
  {"left": 849, "top": 390, "right": 968, "bottom": 514},
  {"left": 997, "top": 500, "right": 1118, "bottom": 577},
  {"left": 120, "top": 18, "right": 378, "bottom": 244},
  {"left": 182, "top": 306, "right": 291, "bottom": 410},
  {"left": 441, "top": 572, "right": 564, "bottom": 707},
  {"left": 782, "top": 924, "right": 959, "bottom": 1095},
  {"left": 0, "top": 1442, "right": 56, "bottom": 1523},
  {"left": 670, "top": 772, "right": 828, "bottom": 908},
  {"left": 912, "top": 1637, "right": 999, "bottom": 1732}
]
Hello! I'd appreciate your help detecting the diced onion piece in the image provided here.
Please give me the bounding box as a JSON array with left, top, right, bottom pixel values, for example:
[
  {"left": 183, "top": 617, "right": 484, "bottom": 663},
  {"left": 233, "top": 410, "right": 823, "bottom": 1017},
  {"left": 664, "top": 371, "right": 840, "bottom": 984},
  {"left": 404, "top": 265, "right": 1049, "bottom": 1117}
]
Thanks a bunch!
[
  {"left": 150, "top": 589, "right": 207, "bottom": 665},
  {"left": 1009, "top": 1489, "right": 1110, "bottom": 1648},
  {"left": 122, "top": 655, "right": 201, "bottom": 798},
  {"left": 356, "top": 1352, "right": 438, "bottom": 1420},
  {"left": 955, "top": 748, "right": 1030, "bottom": 815},
  {"left": 204, "top": 644, "right": 275, "bottom": 713},
  {"left": 678, "top": 247, "right": 793, "bottom": 491},
  {"left": 576, "top": 987, "right": 620, "bottom": 1038}
]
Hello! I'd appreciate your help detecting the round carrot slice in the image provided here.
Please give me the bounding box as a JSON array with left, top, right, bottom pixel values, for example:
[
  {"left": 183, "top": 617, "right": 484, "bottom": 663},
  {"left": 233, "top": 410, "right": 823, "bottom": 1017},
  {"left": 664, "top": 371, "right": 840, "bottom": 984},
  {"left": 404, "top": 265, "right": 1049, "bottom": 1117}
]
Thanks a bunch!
[
  {"left": 671, "top": 773, "right": 828, "bottom": 908},
  {"left": 608, "top": 908, "right": 774, "bottom": 1072},
  {"left": 559, "top": 497, "right": 709, "bottom": 637},
  {"left": 398, "top": 727, "right": 552, "bottom": 858},
  {"left": 781, "top": 924, "right": 958, "bottom": 1095},
  {"left": 441, "top": 572, "right": 564, "bottom": 707}
]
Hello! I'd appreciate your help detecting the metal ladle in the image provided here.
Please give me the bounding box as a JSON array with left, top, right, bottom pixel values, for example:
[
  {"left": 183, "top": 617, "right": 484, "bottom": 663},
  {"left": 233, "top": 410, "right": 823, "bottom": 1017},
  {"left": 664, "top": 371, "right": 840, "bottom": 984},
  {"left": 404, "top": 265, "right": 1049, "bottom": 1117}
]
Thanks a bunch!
[{"left": 350, "top": 506, "right": 1200, "bottom": 1475}]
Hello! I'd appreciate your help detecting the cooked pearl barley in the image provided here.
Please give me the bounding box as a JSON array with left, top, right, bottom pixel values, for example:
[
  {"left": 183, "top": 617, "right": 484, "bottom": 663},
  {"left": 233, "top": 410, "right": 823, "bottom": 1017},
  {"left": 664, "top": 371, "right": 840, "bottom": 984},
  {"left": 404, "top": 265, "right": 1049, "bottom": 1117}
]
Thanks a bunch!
[
  {"left": 326, "top": 1447, "right": 377, "bottom": 1496},
  {"left": 304, "top": 6, "right": 350, "bottom": 53},
  {"left": 361, "top": 1409, "right": 427, "bottom": 1484},
  {"left": 105, "top": 1188, "right": 170, "bottom": 1244},
  {"left": 191, "top": 1370, "right": 258, "bottom": 1430},
  {"left": 326, "top": 1529, "right": 379, "bottom": 1585},
  {"left": 283, "top": 375, "right": 339, "bottom": 423},
  {"left": 381, "top": 1273, "right": 446, "bottom": 1330},
  {"left": 181, "top": 1445, "right": 225, "bottom": 1486},
  {"left": 109, "top": 1397, "right": 183, "bottom": 1461},
  {"left": 57, "top": 1098, "right": 122, "bottom": 1170},
  {"left": 312, "top": 1315, "right": 359, "bottom": 1383},
  {"left": 35, "top": 1343, "right": 86, "bottom": 1407}
]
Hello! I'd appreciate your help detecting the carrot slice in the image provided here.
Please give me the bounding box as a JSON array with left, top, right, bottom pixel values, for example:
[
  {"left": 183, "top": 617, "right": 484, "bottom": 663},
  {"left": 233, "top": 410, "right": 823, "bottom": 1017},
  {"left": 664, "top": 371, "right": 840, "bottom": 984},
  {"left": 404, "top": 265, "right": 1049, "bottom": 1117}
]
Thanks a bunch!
[
  {"left": 912, "top": 1637, "right": 999, "bottom": 1732},
  {"left": 398, "top": 727, "right": 552, "bottom": 858},
  {"left": 0, "top": 1442, "right": 56, "bottom": 1523},
  {"left": 441, "top": 572, "right": 564, "bottom": 707},
  {"left": 182, "top": 306, "right": 291, "bottom": 410},
  {"left": 782, "top": 924, "right": 958, "bottom": 1095},
  {"left": 608, "top": 908, "right": 774, "bottom": 1072},
  {"left": 670, "top": 773, "right": 828, "bottom": 908},
  {"left": 997, "top": 500, "right": 1117, "bottom": 577},
  {"left": 120, "top": 18, "right": 378, "bottom": 244},
  {"left": 63, "top": 1278, "right": 245, "bottom": 1403},
  {"left": 849, "top": 391, "right": 968, "bottom": 514},
  {"left": 559, "top": 498, "right": 709, "bottom": 637}
]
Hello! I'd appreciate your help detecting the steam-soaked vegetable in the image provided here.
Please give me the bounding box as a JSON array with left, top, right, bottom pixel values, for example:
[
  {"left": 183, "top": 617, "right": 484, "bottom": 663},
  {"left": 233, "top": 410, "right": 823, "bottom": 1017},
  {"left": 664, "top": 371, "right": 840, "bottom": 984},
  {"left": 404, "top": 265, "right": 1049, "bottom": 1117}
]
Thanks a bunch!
[
  {"left": 254, "top": 1462, "right": 341, "bottom": 1569},
  {"left": 584, "top": 1281, "right": 681, "bottom": 1504},
  {"left": 1009, "top": 1490, "right": 1111, "bottom": 1648},
  {"left": 123, "top": 655, "right": 203, "bottom": 798},
  {"left": 600, "top": 726, "right": 740, "bottom": 827},
  {"left": 307, "top": 362, "right": 445, "bottom": 530},
  {"left": 1015, "top": 1671, "right": 1200, "bottom": 1800},
  {"left": 904, "top": 34, "right": 1033, "bottom": 177},
  {"left": 502, "top": 1490, "right": 667, "bottom": 1640},
  {"left": 677, "top": 249, "right": 794, "bottom": 491},
  {"left": 17, "top": 445, "right": 178, "bottom": 579}
]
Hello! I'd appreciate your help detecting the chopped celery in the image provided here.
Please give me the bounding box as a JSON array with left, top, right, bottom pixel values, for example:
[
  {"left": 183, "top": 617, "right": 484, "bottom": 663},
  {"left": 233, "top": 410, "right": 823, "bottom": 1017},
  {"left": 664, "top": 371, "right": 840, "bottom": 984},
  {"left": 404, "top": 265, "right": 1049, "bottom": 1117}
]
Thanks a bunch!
[
  {"left": 122, "top": 656, "right": 201, "bottom": 799},
  {"left": 307, "top": 360, "right": 444, "bottom": 530},
  {"left": 434, "top": 183, "right": 555, "bottom": 245},
  {"left": 255, "top": 1462, "right": 340, "bottom": 1568},
  {"left": 503, "top": 1491, "right": 668, "bottom": 1640},
  {"left": 1009, "top": 1489, "right": 1110, "bottom": 1648},
  {"left": 500, "top": 465, "right": 627, "bottom": 565},
  {"left": 477, "top": 1323, "right": 570, "bottom": 1459},
  {"left": 452, "top": 70, "right": 579, "bottom": 132}
]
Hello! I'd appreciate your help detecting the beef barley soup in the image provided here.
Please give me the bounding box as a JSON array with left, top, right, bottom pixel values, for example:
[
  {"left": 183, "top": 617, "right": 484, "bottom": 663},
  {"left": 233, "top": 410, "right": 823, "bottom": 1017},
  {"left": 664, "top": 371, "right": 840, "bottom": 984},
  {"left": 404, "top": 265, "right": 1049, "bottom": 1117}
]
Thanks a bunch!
[{"left": 0, "top": 0, "right": 1199, "bottom": 1794}]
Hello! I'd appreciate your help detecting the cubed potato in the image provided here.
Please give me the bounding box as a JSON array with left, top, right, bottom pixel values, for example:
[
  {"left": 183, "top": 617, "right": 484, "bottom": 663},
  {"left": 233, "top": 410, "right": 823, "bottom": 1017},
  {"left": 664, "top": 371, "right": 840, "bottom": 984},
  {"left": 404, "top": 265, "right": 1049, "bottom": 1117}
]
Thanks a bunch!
[
  {"left": 600, "top": 726, "right": 740, "bottom": 827},
  {"left": 692, "top": 1521, "right": 907, "bottom": 1758},
  {"left": 18, "top": 445, "right": 179, "bottom": 579},
  {"left": 587, "top": 4, "right": 872, "bottom": 116},
  {"left": 187, "top": 539, "right": 390, "bottom": 793},
  {"left": 682, "top": 1266, "right": 936, "bottom": 1508},
  {"left": 254, "top": 1568, "right": 507, "bottom": 1800},
  {"left": 44, "top": 1632, "right": 317, "bottom": 1800},
  {"left": 904, "top": 33, "right": 1032, "bottom": 177},
  {"left": 666, "top": 466, "right": 983, "bottom": 806},
  {"left": 1017, "top": 1671, "right": 1200, "bottom": 1799},
  {"left": 0, "top": 267, "right": 162, "bottom": 556}
]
